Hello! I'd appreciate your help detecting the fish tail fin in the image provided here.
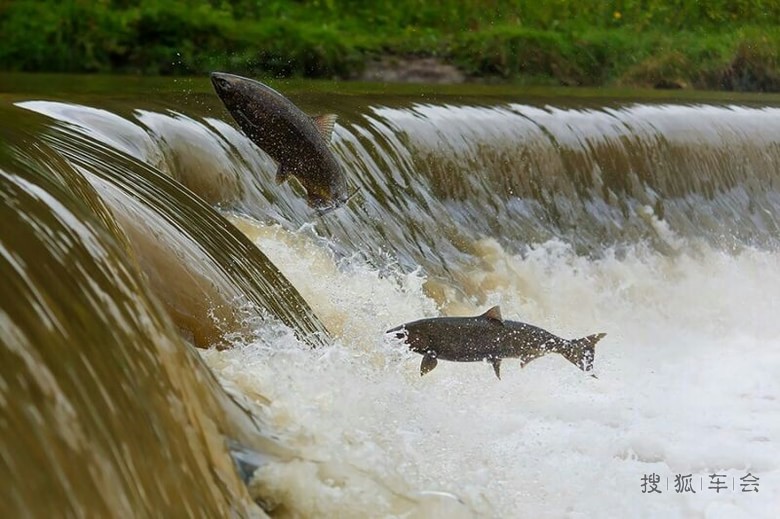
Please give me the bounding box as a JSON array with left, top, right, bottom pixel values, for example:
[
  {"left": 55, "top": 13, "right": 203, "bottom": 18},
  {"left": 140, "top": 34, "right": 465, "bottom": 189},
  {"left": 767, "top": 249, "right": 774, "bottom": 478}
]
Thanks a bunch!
[{"left": 561, "top": 333, "right": 606, "bottom": 373}]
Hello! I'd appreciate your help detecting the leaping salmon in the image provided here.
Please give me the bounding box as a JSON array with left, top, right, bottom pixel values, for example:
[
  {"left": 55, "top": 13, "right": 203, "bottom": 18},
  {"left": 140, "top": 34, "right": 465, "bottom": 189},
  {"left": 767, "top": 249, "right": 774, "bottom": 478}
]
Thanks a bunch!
[
  {"left": 387, "top": 306, "right": 605, "bottom": 379},
  {"left": 211, "top": 72, "right": 350, "bottom": 212}
]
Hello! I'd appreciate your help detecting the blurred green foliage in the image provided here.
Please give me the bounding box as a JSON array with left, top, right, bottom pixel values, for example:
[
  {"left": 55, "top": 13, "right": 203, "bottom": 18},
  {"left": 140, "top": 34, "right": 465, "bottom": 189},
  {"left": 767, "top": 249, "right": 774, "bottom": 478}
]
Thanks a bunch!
[{"left": 0, "top": 0, "right": 778, "bottom": 90}]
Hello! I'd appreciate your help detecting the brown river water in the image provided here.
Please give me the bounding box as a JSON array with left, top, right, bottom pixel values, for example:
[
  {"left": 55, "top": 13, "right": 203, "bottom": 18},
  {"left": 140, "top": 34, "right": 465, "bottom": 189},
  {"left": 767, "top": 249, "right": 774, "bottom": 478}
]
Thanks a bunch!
[{"left": 1, "top": 73, "right": 779, "bottom": 517}]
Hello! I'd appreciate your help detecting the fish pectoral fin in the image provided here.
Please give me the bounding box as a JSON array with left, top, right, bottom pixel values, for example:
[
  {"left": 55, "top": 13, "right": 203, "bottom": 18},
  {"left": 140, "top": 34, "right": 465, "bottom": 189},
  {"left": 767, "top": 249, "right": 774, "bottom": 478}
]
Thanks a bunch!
[
  {"left": 420, "top": 352, "right": 438, "bottom": 376},
  {"left": 480, "top": 305, "right": 504, "bottom": 325},
  {"left": 311, "top": 114, "right": 338, "bottom": 142},
  {"left": 491, "top": 358, "right": 502, "bottom": 380},
  {"left": 276, "top": 164, "right": 290, "bottom": 184}
]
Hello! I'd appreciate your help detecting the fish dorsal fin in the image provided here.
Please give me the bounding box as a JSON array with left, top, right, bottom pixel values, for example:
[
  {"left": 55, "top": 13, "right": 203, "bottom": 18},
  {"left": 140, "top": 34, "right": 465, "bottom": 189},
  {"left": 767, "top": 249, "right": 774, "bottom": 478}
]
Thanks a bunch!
[
  {"left": 481, "top": 305, "right": 503, "bottom": 324},
  {"left": 275, "top": 163, "right": 290, "bottom": 184},
  {"left": 311, "top": 114, "right": 338, "bottom": 142}
]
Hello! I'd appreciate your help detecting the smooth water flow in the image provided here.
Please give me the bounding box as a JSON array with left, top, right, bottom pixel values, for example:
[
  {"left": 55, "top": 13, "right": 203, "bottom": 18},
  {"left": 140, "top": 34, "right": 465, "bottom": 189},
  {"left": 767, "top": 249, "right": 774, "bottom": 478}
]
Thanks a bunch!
[{"left": 1, "top": 77, "right": 779, "bottom": 517}]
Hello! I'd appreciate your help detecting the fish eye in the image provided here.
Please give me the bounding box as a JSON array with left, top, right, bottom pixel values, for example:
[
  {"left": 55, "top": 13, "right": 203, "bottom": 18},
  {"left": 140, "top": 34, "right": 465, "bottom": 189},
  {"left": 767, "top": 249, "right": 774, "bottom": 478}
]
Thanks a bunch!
[
  {"left": 211, "top": 74, "right": 231, "bottom": 90},
  {"left": 386, "top": 327, "right": 407, "bottom": 341}
]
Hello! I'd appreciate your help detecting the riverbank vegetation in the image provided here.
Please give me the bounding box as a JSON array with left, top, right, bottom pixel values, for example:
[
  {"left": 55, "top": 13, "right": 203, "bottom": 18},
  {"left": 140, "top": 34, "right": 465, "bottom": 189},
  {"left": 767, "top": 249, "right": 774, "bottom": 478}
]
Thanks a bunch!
[{"left": 1, "top": 0, "right": 779, "bottom": 90}]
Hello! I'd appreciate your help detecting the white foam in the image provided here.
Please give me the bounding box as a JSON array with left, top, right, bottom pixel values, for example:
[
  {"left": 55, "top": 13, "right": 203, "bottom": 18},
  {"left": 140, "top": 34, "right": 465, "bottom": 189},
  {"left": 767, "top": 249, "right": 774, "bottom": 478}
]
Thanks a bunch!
[{"left": 203, "top": 222, "right": 780, "bottom": 517}]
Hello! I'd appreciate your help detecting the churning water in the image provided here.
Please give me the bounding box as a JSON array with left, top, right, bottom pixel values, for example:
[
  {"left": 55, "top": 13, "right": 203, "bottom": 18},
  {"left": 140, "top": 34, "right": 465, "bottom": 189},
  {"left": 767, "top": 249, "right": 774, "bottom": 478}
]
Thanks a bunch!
[{"left": 1, "top": 76, "right": 779, "bottom": 517}]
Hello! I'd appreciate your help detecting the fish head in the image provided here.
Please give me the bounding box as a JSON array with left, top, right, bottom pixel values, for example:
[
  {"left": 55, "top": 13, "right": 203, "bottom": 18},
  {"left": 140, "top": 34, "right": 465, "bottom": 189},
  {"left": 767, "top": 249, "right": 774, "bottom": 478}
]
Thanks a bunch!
[
  {"left": 307, "top": 189, "right": 337, "bottom": 213},
  {"left": 210, "top": 72, "right": 244, "bottom": 102},
  {"left": 210, "top": 72, "right": 272, "bottom": 121},
  {"left": 386, "top": 322, "right": 429, "bottom": 354},
  {"left": 307, "top": 178, "right": 353, "bottom": 214}
]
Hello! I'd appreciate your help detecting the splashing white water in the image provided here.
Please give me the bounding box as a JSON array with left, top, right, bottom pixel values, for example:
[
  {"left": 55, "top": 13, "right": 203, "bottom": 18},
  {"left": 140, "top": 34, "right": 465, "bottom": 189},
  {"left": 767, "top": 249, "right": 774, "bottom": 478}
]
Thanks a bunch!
[
  {"left": 201, "top": 217, "right": 780, "bottom": 518},
  {"left": 13, "top": 94, "right": 780, "bottom": 518}
]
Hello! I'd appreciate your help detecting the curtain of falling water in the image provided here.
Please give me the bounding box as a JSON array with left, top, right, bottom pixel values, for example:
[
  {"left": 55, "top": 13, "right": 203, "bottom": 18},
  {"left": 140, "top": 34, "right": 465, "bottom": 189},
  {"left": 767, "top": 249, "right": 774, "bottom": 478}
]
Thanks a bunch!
[{"left": 0, "top": 155, "right": 259, "bottom": 517}]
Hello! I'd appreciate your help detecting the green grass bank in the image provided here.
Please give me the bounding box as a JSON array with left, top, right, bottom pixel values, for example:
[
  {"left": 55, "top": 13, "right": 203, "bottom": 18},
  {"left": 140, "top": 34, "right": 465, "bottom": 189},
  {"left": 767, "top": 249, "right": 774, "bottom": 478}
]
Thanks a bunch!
[{"left": 1, "top": 0, "right": 779, "bottom": 91}]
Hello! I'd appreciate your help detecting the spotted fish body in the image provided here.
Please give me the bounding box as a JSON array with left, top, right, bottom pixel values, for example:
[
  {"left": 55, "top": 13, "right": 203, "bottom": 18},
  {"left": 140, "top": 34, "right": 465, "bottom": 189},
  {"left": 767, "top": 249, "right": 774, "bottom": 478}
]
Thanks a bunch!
[
  {"left": 387, "top": 306, "right": 605, "bottom": 379},
  {"left": 210, "top": 72, "right": 348, "bottom": 211}
]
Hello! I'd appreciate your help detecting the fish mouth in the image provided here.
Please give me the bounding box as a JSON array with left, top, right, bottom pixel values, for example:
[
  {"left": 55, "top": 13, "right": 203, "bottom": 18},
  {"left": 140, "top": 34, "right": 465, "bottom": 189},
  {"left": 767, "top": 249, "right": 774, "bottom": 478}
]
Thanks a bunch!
[
  {"left": 385, "top": 325, "right": 407, "bottom": 341},
  {"left": 311, "top": 187, "right": 360, "bottom": 215}
]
